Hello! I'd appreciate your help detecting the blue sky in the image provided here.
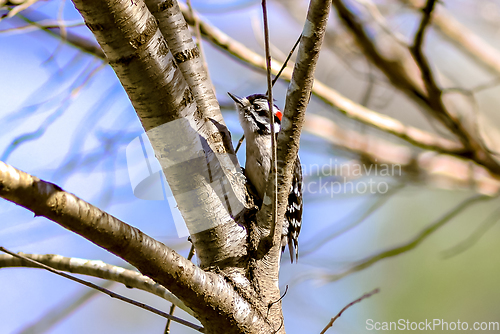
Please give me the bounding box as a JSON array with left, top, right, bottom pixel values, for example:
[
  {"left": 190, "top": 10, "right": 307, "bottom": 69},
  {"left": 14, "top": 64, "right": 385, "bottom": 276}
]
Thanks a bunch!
[{"left": 1, "top": 1, "right": 500, "bottom": 333}]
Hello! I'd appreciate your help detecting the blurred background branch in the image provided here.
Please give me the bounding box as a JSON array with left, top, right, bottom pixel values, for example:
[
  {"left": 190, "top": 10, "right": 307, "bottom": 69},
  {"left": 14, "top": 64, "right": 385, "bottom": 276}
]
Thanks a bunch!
[{"left": 2, "top": 0, "right": 500, "bottom": 332}]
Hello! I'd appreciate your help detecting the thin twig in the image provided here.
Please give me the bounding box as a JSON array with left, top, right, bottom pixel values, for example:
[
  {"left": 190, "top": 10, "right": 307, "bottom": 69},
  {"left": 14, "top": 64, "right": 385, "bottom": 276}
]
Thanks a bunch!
[
  {"left": 235, "top": 135, "right": 245, "bottom": 153},
  {"left": 251, "top": 15, "right": 287, "bottom": 65},
  {"left": 360, "top": 66, "right": 375, "bottom": 107},
  {"left": 24, "top": 3, "right": 467, "bottom": 159},
  {"left": 271, "top": 316, "right": 284, "bottom": 334},
  {"left": 271, "top": 34, "right": 301, "bottom": 87},
  {"left": 408, "top": 0, "right": 492, "bottom": 165},
  {"left": 261, "top": 0, "right": 278, "bottom": 241},
  {"left": 164, "top": 303, "right": 177, "bottom": 334},
  {"left": 187, "top": 244, "right": 196, "bottom": 261},
  {"left": 164, "top": 244, "right": 196, "bottom": 333},
  {"left": 0, "top": 247, "right": 204, "bottom": 333},
  {"left": 236, "top": 33, "right": 301, "bottom": 155},
  {"left": 267, "top": 285, "right": 288, "bottom": 317},
  {"left": 17, "top": 12, "right": 105, "bottom": 59},
  {"left": 319, "top": 288, "right": 380, "bottom": 334},
  {"left": 442, "top": 205, "right": 500, "bottom": 259},
  {"left": 318, "top": 194, "right": 493, "bottom": 282},
  {"left": 354, "top": 0, "right": 408, "bottom": 45},
  {"left": 401, "top": 0, "right": 500, "bottom": 76},
  {"left": 5, "top": 0, "right": 39, "bottom": 18},
  {"left": 0, "top": 20, "right": 85, "bottom": 33},
  {"left": 42, "top": 0, "right": 68, "bottom": 65},
  {"left": 411, "top": 0, "right": 439, "bottom": 98},
  {"left": 332, "top": 0, "right": 500, "bottom": 176},
  {"left": 0, "top": 252, "right": 193, "bottom": 315}
]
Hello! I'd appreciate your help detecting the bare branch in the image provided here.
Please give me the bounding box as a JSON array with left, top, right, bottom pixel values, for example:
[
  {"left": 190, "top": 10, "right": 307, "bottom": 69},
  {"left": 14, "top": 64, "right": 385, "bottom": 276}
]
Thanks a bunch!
[
  {"left": 258, "top": 0, "right": 331, "bottom": 254},
  {"left": 261, "top": 0, "right": 279, "bottom": 250},
  {"left": 301, "top": 184, "right": 404, "bottom": 257},
  {"left": 442, "top": 206, "right": 500, "bottom": 259},
  {"left": 412, "top": 0, "right": 437, "bottom": 63},
  {"left": 320, "top": 288, "right": 380, "bottom": 334},
  {"left": 0, "top": 252, "right": 193, "bottom": 315},
  {"left": 144, "top": 0, "right": 229, "bottom": 155},
  {"left": 0, "top": 247, "right": 204, "bottom": 332},
  {"left": 18, "top": 2, "right": 465, "bottom": 159},
  {"left": 186, "top": 0, "right": 212, "bottom": 88},
  {"left": 304, "top": 114, "right": 500, "bottom": 196},
  {"left": 164, "top": 303, "right": 177, "bottom": 334},
  {"left": 2, "top": 0, "right": 39, "bottom": 18},
  {"left": 16, "top": 11, "right": 105, "bottom": 59},
  {"left": 178, "top": 2, "right": 464, "bottom": 156},
  {"left": 1, "top": 61, "right": 106, "bottom": 162},
  {"left": 70, "top": 0, "right": 249, "bottom": 276},
  {"left": 331, "top": 0, "right": 500, "bottom": 176},
  {"left": 402, "top": 0, "right": 500, "bottom": 76},
  {"left": 318, "top": 194, "right": 494, "bottom": 282},
  {"left": 354, "top": 0, "right": 408, "bottom": 45},
  {"left": 272, "top": 34, "right": 302, "bottom": 87},
  {"left": 313, "top": 83, "right": 463, "bottom": 154},
  {"left": 0, "top": 161, "right": 271, "bottom": 333},
  {"left": 0, "top": 18, "right": 84, "bottom": 32},
  {"left": 240, "top": 1, "right": 332, "bottom": 331}
]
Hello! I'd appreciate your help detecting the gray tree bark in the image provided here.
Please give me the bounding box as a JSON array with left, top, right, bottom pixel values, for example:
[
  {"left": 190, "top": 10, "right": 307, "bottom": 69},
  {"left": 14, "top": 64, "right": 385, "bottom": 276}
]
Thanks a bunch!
[{"left": 0, "top": 0, "right": 330, "bottom": 333}]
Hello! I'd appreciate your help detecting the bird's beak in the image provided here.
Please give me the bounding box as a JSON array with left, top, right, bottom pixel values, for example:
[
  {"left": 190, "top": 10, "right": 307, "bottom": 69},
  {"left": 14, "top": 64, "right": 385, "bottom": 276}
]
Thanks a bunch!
[{"left": 227, "top": 92, "right": 244, "bottom": 106}]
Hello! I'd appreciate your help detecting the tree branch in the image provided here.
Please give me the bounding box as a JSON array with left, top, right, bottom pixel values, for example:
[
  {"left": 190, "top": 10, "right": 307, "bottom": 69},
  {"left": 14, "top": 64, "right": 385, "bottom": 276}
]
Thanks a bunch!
[
  {"left": 305, "top": 114, "right": 500, "bottom": 196},
  {"left": 144, "top": 0, "right": 231, "bottom": 155},
  {"left": 261, "top": 0, "right": 331, "bottom": 234},
  {"left": 14, "top": 4, "right": 465, "bottom": 159},
  {"left": 320, "top": 288, "right": 380, "bottom": 334},
  {"left": 0, "top": 161, "right": 271, "bottom": 333},
  {"left": 331, "top": 0, "right": 500, "bottom": 176},
  {"left": 401, "top": 0, "right": 500, "bottom": 77},
  {"left": 16, "top": 11, "right": 106, "bottom": 59},
  {"left": 251, "top": 0, "right": 331, "bottom": 330},
  {"left": 441, "top": 206, "right": 500, "bottom": 259},
  {"left": 179, "top": 2, "right": 464, "bottom": 156},
  {"left": 261, "top": 0, "right": 279, "bottom": 255},
  {"left": 318, "top": 194, "right": 494, "bottom": 282},
  {"left": 70, "top": 0, "right": 248, "bottom": 276},
  {"left": 0, "top": 252, "right": 193, "bottom": 315},
  {"left": 0, "top": 247, "right": 203, "bottom": 332}
]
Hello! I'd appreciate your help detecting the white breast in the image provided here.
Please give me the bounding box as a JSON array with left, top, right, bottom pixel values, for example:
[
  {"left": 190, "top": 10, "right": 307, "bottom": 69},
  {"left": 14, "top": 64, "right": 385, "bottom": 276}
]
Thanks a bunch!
[{"left": 244, "top": 133, "right": 272, "bottom": 199}]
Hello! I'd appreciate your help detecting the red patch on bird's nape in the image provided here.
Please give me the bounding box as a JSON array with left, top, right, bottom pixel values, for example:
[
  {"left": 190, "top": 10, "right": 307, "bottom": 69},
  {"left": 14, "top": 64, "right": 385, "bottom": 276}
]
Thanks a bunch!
[{"left": 276, "top": 110, "right": 283, "bottom": 121}]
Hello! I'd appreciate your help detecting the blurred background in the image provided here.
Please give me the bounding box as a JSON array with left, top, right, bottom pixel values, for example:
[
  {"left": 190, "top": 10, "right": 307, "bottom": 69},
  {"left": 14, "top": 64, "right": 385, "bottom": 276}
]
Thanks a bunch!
[{"left": 1, "top": 0, "right": 500, "bottom": 333}]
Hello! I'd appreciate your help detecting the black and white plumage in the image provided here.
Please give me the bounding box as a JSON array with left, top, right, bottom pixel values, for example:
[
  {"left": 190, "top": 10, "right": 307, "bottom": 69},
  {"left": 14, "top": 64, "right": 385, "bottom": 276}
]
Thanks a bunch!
[{"left": 228, "top": 92, "right": 303, "bottom": 263}]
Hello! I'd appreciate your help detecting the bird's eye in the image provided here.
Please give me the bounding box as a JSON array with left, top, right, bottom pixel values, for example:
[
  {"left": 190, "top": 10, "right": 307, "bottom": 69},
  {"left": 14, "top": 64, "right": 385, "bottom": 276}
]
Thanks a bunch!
[{"left": 254, "top": 104, "right": 261, "bottom": 111}]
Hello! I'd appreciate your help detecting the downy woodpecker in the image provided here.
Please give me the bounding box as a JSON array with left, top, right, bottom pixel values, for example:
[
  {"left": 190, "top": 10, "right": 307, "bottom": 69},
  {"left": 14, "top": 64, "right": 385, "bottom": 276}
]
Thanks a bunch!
[{"left": 228, "top": 92, "right": 303, "bottom": 263}]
